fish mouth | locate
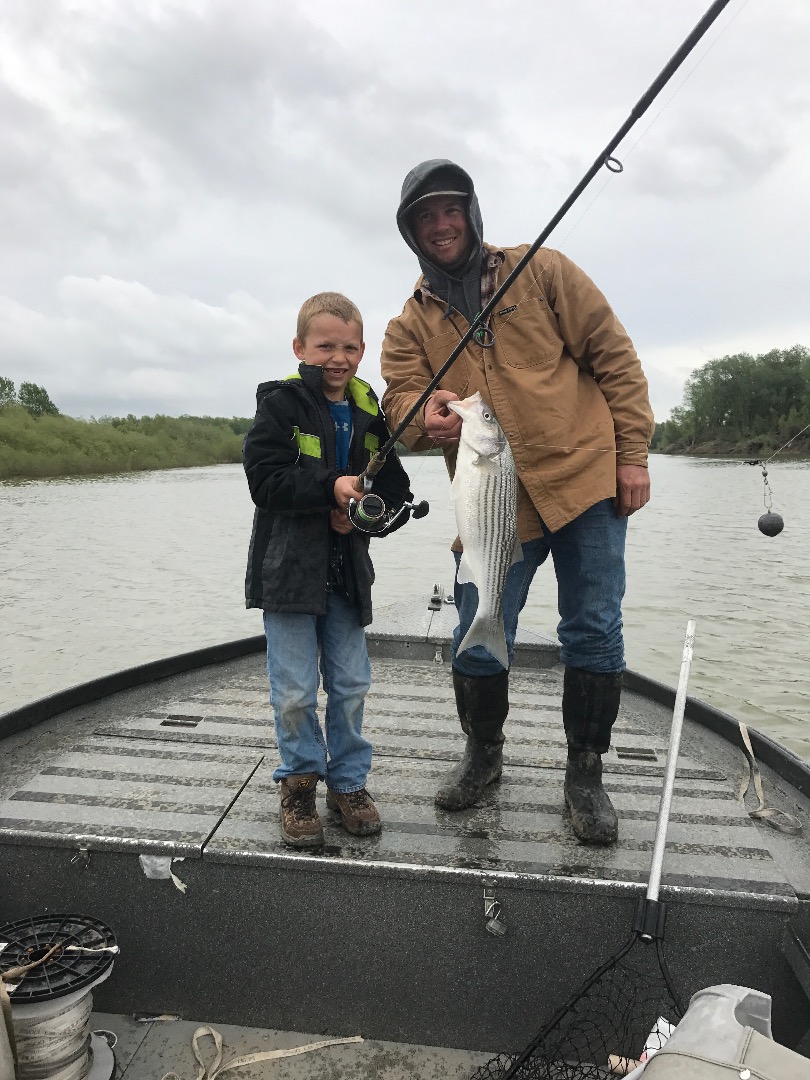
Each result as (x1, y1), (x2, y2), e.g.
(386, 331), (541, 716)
(446, 392), (481, 418)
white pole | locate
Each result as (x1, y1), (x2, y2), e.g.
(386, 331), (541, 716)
(646, 620), (697, 903)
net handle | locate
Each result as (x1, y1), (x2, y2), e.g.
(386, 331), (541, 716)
(646, 620), (697, 902)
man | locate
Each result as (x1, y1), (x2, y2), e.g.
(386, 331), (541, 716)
(380, 159), (653, 844)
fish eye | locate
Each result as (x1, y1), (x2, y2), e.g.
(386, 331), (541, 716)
(482, 409), (493, 421)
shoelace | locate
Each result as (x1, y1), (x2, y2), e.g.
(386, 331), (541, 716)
(282, 787), (318, 822)
(345, 789), (373, 810)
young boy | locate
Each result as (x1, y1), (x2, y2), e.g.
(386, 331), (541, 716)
(244, 292), (411, 849)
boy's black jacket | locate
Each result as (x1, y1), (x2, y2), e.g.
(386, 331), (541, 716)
(244, 363), (412, 626)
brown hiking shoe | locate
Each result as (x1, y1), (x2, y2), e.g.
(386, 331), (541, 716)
(326, 788), (381, 837)
(279, 774), (323, 848)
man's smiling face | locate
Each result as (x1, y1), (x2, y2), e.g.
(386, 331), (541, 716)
(412, 194), (471, 273)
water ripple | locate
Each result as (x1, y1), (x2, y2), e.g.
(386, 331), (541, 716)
(2, 457), (809, 760)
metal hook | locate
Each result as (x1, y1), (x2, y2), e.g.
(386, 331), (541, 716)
(70, 847), (90, 870)
(473, 324), (495, 348)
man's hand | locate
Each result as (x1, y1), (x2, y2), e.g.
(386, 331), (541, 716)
(329, 507), (354, 534)
(333, 474), (363, 509)
(614, 464), (651, 517)
(424, 390), (462, 444)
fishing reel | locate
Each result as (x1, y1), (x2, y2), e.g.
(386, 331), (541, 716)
(348, 491), (429, 534)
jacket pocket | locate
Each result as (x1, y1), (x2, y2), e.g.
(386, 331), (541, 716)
(424, 330), (471, 398)
(494, 296), (563, 369)
(261, 514), (290, 574)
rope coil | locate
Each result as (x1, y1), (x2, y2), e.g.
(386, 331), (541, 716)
(1, 917), (118, 1080)
(10, 991), (94, 1080)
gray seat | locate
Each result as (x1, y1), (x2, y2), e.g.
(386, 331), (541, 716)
(637, 984), (810, 1079)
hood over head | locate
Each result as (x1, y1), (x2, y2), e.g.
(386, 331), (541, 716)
(397, 159), (484, 320)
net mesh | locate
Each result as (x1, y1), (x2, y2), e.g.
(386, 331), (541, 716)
(470, 933), (682, 1080)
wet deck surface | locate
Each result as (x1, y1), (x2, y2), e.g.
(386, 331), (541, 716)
(0, 648), (801, 904)
(4, 613), (810, 1062)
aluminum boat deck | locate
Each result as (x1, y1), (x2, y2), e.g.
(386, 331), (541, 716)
(2, 600), (809, 1053)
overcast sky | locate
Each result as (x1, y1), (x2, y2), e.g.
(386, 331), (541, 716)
(1, 0), (808, 424)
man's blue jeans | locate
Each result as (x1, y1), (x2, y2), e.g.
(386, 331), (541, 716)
(452, 499), (627, 677)
(263, 593), (372, 793)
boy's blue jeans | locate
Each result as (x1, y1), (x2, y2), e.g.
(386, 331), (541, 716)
(263, 593), (372, 792)
(452, 498), (627, 677)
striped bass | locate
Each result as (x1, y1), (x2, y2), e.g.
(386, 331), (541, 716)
(447, 392), (522, 669)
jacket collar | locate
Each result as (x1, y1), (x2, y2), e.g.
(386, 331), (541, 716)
(413, 244), (504, 305)
(285, 364), (379, 416)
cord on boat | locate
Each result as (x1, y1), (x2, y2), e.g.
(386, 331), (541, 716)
(160, 1026), (363, 1080)
(1, 914), (118, 1080)
(737, 721), (802, 835)
(10, 991), (94, 1080)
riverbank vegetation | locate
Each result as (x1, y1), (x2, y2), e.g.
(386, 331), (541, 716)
(0, 396), (249, 480)
(652, 345), (810, 457)
(0, 378), (418, 480)
(4, 345), (808, 480)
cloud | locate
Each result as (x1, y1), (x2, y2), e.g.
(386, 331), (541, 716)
(0, 0), (808, 422)
(0, 277), (294, 417)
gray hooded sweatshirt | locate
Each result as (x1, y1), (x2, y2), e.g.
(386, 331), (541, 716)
(396, 159), (485, 325)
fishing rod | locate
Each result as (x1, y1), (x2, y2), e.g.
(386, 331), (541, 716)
(360, 0), (735, 496)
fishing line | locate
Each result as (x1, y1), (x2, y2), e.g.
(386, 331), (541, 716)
(490, 0), (750, 323)
(518, 444), (630, 454)
(550, 0), (752, 251)
(740, 420), (810, 536)
(363, 0), (737, 484)
(383, 0), (752, 461)
(760, 421), (810, 466)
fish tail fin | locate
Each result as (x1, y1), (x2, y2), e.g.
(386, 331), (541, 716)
(456, 615), (510, 671)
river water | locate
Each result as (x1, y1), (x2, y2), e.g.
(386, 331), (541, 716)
(2, 456), (808, 758)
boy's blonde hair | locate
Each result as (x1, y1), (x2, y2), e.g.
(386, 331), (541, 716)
(296, 292), (363, 342)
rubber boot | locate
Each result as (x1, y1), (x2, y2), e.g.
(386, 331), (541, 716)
(562, 667), (622, 844)
(435, 669), (509, 811)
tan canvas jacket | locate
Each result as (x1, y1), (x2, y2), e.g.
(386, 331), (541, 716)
(380, 244), (654, 536)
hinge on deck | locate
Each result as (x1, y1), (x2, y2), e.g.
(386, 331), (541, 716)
(483, 878), (507, 936)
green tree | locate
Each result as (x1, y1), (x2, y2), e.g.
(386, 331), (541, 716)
(0, 376), (15, 408)
(655, 345), (810, 455)
(18, 382), (60, 417)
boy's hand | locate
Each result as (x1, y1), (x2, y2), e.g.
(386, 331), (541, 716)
(330, 508), (354, 534)
(333, 474), (363, 510)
